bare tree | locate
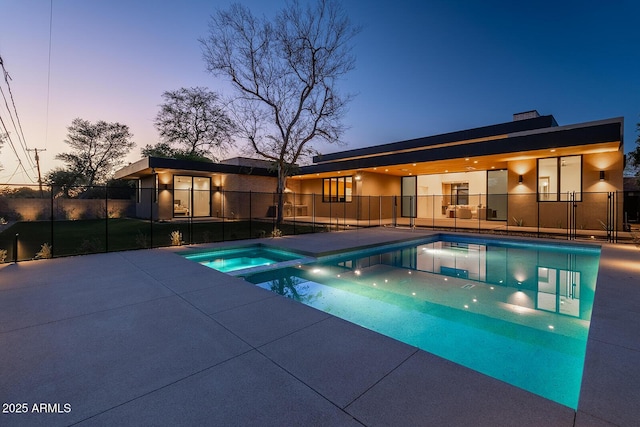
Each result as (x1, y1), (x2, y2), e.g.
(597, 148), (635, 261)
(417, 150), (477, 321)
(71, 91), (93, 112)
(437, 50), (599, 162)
(52, 118), (134, 188)
(201, 0), (359, 224)
(152, 87), (234, 162)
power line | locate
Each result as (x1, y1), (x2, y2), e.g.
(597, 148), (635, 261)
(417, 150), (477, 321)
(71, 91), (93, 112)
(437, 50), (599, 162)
(0, 55), (36, 182)
(0, 74), (34, 170)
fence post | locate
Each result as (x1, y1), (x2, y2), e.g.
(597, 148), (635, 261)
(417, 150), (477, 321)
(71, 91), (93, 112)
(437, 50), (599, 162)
(50, 185), (54, 258)
(105, 184), (109, 252)
(221, 189), (225, 242)
(312, 193), (316, 232)
(149, 186), (154, 248)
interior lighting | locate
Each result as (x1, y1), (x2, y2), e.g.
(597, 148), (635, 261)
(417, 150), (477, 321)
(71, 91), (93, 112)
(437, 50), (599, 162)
(548, 325), (555, 330)
(412, 292), (416, 296)
(472, 298), (477, 303)
(518, 175), (523, 184)
(464, 304), (469, 309)
(337, 274), (341, 277)
(354, 269), (361, 276)
(490, 286), (494, 290)
(599, 170), (605, 181)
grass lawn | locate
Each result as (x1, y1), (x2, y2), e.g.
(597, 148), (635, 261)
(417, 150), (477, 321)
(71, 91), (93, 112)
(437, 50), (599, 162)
(0, 218), (320, 261)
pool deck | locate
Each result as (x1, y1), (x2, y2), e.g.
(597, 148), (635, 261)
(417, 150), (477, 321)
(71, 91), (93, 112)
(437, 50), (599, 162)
(1, 228), (638, 426)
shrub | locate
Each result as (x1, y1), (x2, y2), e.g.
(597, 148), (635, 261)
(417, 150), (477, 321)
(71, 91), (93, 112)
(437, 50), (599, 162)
(170, 230), (183, 246)
(77, 238), (103, 254)
(34, 243), (52, 259)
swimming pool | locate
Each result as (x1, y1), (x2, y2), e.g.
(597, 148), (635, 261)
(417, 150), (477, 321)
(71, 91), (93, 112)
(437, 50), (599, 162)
(240, 235), (600, 409)
(183, 245), (309, 274)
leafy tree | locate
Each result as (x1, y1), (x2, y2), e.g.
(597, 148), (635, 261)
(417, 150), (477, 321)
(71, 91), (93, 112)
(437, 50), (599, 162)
(201, 0), (359, 224)
(51, 118), (135, 188)
(628, 120), (640, 176)
(140, 142), (213, 163)
(46, 168), (83, 198)
(150, 87), (234, 162)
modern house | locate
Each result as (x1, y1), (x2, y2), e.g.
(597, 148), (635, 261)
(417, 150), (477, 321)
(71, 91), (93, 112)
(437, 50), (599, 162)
(114, 157), (281, 220)
(115, 111), (625, 231)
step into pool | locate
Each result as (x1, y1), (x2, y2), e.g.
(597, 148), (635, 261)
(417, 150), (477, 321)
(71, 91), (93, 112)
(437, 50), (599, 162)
(183, 245), (310, 275)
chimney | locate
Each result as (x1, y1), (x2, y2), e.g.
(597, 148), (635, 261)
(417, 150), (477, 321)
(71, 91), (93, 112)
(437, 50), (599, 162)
(513, 110), (540, 121)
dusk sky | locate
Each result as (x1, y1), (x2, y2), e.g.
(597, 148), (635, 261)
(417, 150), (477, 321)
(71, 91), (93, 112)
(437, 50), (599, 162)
(1, 0), (638, 184)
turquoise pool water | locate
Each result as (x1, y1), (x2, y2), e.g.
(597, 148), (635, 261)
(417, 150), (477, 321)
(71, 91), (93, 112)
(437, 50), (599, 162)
(241, 236), (601, 409)
(184, 246), (305, 274)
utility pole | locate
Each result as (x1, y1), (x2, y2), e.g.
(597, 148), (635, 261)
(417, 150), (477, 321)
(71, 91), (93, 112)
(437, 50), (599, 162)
(27, 148), (46, 197)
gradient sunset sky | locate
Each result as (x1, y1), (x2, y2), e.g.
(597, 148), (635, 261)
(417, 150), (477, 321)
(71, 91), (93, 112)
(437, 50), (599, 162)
(1, 0), (638, 184)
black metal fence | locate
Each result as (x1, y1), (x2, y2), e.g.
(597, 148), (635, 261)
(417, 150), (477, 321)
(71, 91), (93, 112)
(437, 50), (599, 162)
(1, 184), (639, 262)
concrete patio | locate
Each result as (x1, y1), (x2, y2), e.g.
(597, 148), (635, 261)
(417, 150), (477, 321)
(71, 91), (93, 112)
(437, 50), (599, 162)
(0, 228), (638, 426)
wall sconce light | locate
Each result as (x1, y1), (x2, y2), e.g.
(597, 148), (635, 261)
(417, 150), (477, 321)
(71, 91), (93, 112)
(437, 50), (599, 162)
(355, 174), (362, 181)
(216, 186), (222, 192)
(163, 184), (168, 190)
(599, 170), (605, 181)
(518, 175), (523, 184)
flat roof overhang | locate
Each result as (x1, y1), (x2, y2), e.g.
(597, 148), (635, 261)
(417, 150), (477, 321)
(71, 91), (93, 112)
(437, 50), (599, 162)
(294, 118), (623, 179)
(312, 114), (559, 164)
(114, 157), (277, 180)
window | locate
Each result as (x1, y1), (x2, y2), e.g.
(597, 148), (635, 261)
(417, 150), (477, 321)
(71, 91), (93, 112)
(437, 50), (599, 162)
(322, 176), (352, 202)
(173, 176), (211, 217)
(452, 183), (469, 205)
(401, 176), (416, 217)
(537, 156), (581, 202)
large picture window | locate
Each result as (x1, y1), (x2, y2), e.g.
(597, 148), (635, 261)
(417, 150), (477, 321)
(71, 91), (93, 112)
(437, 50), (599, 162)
(537, 156), (581, 202)
(173, 176), (211, 217)
(322, 176), (353, 202)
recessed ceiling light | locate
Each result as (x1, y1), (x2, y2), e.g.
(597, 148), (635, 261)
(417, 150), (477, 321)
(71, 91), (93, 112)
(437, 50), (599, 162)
(412, 163), (416, 166)
(385, 169), (388, 172)
(473, 160), (478, 164)
(465, 157), (470, 161)
(550, 149), (556, 152)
